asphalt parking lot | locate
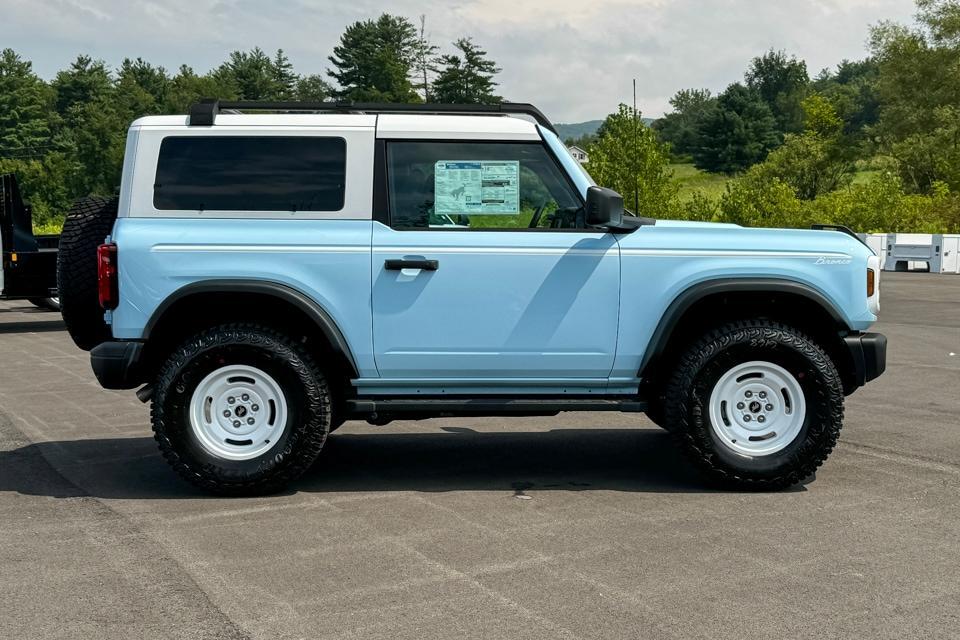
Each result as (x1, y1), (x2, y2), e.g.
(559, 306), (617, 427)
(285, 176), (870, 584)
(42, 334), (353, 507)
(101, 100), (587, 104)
(1, 272), (958, 640)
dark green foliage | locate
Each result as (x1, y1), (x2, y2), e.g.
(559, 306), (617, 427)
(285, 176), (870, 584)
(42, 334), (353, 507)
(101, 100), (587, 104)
(745, 50), (809, 135)
(431, 38), (501, 104)
(812, 59), (881, 139)
(165, 65), (237, 114)
(1, 15), (503, 231)
(52, 55), (112, 119)
(327, 14), (419, 102)
(118, 58), (170, 106)
(869, 0), (960, 192)
(652, 88), (715, 158)
(0, 49), (54, 156)
(272, 50), (297, 100)
(295, 75), (333, 101)
(692, 84), (780, 174)
(214, 47), (292, 100)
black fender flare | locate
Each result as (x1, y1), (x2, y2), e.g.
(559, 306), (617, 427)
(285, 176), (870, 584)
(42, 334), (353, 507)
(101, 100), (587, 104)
(638, 277), (850, 377)
(144, 279), (359, 377)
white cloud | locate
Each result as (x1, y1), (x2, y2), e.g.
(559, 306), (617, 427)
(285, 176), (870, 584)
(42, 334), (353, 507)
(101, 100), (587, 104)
(0, 0), (917, 121)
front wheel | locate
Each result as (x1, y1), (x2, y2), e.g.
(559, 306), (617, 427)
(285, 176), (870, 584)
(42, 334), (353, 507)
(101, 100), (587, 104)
(663, 320), (844, 490)
(152, 324), (331, 495)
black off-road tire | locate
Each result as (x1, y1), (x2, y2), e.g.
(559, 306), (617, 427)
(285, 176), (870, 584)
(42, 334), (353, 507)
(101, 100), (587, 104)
(57, 196), (119, 350)
(663, 320), (844, 490)
(152, 323), (332, 495)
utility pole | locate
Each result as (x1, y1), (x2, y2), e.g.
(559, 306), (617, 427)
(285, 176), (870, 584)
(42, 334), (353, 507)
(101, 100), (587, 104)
(633, 78), (640, 214)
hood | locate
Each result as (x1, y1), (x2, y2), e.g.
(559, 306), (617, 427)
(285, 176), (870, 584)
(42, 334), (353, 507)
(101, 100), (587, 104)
(622, 220), (875, 260)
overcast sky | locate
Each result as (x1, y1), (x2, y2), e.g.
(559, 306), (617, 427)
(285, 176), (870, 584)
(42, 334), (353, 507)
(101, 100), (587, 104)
(1, 0), (918, 122)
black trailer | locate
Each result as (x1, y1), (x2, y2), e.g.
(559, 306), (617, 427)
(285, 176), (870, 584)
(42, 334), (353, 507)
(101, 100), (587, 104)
(0, 174), (60, 310)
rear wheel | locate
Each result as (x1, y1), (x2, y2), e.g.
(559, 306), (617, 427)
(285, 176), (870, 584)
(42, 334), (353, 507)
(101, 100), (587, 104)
(57, 196), (119, 350)
(152, 323), (331, 495)
(663, 320), (844, 490)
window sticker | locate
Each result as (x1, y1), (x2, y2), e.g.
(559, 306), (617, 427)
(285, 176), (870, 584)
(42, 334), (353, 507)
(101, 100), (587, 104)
(434, 160), (520, 215)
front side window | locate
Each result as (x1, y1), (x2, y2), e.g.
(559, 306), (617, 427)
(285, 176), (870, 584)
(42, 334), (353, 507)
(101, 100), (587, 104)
(154, 136), (346, 212)
(386, 141), (583, 230)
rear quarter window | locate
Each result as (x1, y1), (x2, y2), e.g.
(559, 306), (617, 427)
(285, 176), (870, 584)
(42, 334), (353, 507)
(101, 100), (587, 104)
(153, 136), (346, 212)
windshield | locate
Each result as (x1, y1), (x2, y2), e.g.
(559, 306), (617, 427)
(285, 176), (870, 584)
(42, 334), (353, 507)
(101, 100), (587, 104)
(538, 127), (596, 196)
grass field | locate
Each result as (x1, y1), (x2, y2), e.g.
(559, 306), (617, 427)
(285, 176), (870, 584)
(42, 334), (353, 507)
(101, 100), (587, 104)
(670, 163), (881, 203)
(670, 163), (732, 202)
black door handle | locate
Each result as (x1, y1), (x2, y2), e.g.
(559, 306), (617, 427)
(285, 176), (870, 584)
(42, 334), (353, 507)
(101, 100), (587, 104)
(384, 258), (439, 271)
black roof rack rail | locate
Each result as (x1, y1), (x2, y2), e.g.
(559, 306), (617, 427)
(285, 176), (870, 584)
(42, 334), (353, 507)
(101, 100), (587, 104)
(188, 98), (558, 134)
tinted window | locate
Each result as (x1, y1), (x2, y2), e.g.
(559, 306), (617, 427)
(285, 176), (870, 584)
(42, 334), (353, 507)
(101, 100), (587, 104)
(386, 141), (583, 230)
(154, 136), (346, 212)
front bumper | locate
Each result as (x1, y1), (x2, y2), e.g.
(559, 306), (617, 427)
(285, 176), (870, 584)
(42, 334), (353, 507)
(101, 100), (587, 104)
(90, 341), (145, 389)
(843, 332), (887, 389)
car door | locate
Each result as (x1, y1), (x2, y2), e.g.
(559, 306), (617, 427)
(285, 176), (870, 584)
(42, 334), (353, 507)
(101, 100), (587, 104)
(371, 138), (621, 385)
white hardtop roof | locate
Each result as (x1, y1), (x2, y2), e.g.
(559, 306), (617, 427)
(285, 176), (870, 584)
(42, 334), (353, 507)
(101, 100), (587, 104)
(130, 112), (542, 140)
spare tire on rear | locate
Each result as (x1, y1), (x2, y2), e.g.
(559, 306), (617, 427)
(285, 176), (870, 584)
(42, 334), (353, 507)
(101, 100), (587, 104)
(57, 196), (119, 351)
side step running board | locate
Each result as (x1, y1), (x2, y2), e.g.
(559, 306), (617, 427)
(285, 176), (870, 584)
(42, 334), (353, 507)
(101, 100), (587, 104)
(346, 398), (647, 419)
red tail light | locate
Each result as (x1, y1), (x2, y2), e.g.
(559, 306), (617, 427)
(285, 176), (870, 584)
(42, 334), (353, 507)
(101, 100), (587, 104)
(97, 243), (119, 310)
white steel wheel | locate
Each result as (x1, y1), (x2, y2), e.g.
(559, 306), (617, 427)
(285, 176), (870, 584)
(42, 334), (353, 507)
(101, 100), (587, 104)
(708, 360), (806, 457)
(188, 364), (288, 461)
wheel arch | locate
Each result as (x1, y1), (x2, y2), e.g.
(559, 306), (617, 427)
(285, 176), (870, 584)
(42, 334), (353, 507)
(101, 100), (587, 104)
(142, 279), (359, 382)
(639, 278), (859, 394)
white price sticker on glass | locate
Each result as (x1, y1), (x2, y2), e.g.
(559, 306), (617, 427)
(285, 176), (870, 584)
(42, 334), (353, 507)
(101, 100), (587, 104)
(434, 160), (520, 215)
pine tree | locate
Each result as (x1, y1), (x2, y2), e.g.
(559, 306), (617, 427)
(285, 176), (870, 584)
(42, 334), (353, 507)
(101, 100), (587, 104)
(431, 38), (500, 104)
(214, 48), (276, 100)
(117, 57), (170, 106)
(327, 14), (419, 102)
(693, 84), (781, 174)
(52, 55), (112, 119)
(272, 49), (297, 100)
(0, 49), (54, 156)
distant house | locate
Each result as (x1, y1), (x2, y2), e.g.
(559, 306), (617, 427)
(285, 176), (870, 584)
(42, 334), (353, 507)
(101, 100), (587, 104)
(567, 146), (589, 164)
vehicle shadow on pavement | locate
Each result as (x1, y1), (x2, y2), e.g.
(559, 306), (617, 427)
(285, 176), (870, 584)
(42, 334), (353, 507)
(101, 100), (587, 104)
(0, 427), (758, 499)
(0, 318), (65, 334)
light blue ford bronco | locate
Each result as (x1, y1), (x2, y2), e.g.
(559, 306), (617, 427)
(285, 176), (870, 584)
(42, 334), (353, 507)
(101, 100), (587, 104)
(57, 100), (886, 494)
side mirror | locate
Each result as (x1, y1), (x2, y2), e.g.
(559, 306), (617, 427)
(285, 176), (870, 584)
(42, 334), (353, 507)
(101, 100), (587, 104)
(585, 186), (623, 228)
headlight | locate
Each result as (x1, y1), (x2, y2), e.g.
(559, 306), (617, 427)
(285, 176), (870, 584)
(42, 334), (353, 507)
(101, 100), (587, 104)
(867, 255), (881, 316)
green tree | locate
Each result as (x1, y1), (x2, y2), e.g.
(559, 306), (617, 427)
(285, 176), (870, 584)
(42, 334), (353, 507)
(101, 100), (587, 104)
(214, 48), (281, 100)
(718, 171), (806, 229)
(165, 65), (238, 113)
(586, 104), (678, 217)
(296, 74), (333, 101)
(747, 94), (854, 200)
(118, 58), (169, 106)
(745, 50), (809, 135)
(651, 88), (715, 158)
(870, 0), (960, 192)
(0, 49), (54, 156)
(272, 49), (297, 100)
(52, 55), (112, 119)
(328, 14), (419, 102)
(692, 84), (780, 174)
(431, 38), (501, 104)
(811, 58), (881, 138)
